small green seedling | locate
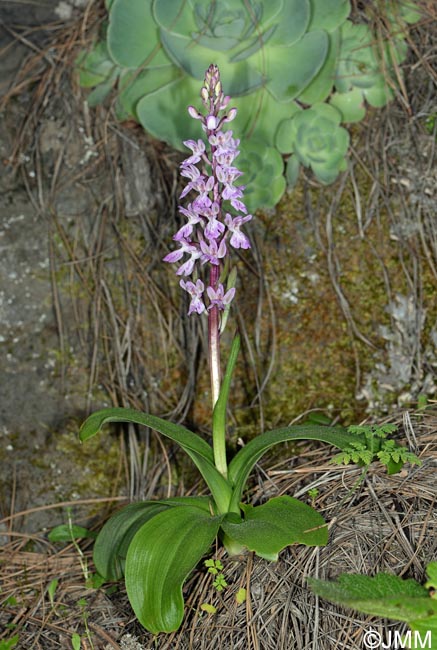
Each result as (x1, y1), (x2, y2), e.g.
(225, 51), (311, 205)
(307, 488), (319, 506)
(205, 558), (228, 592)
(331, 424), (421, 474)
(47, 579), (58, 609)
(236, 588), (247, 605)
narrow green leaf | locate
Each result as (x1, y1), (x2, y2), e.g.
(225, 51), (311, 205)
(221, 496), (328, 561)
(79, 407), (232, 513)
(47, 579), (58, 607)
(79, 407), (212, 460)
(125, 506), (223, 633)
(228, 424), (360, 512)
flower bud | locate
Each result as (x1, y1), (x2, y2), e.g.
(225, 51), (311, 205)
(200, 87), (208, 104)
(188, 105), (203, 120)
(224, 108), (237, 122)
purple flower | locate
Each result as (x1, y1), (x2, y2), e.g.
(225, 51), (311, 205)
(203, 202), (225, 241)
(183, 139), (206, 165)
(180, 279), (206, 315)
(176, 248), (202, 276)
(207, 284), (236, 311)
(200, 237), (227, 265)
(225, 214), (252, 249)
(163, 238), (197, 264)
(174, 204), (203, 241)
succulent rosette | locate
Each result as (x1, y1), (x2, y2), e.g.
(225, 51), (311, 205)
(276, 104), (350, 186)
(329, 20), (409, 122)
(76, 0), (420, 207)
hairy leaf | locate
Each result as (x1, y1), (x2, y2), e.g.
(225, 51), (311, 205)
(308, 572), (437, 622)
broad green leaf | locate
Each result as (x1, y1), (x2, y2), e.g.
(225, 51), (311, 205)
(228, 424), (360, 512)
(0, 636), (19, 650)
(232, 90), (301, 146)
(93, 497), (212, 581)
(308, 0), (351, 32)
(221, 496), (328, 560)
(308, 572), (437, 622)
(71, 633), (81, 650)
(267, 0), (310, 47)
(159, 30), (265, 95)
(108, 0), (165, 68)
(79, 407), (232, 514)
(153, 0), (284, 42)
(118, 65), (181, 118)
(364, 82), (395, 108)
(86, 75), (118, 108)
(48, 524), (96, 542)
(125, 506), (223, 633)
(266, 31), (329, 103)
(93, 502), (170, 581)
(237, 138), (285, 211)
(299, 29), (340, 104)
(137, 76), (202, 151)
(425, 563), (437, 592)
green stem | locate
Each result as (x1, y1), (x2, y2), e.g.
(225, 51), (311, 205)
(209, 265), (228, 479)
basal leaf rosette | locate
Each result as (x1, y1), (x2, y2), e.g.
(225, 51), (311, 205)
(276, 104), (350, 186)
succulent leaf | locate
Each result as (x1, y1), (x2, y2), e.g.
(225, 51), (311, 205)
(299, 29), (340, 104)
(76, 41), (117, 88)
(137, 76), (203, 150)
(237, 139), (285, 211)
(108, 0), (165, 68)
(77, 0), (417, 209)
(330, 87), (366, 122)
(307, 0), (351, 32)
(276, 104), (349, 185)
(118, 66), (182, 119)
(265, 30), (329, 102)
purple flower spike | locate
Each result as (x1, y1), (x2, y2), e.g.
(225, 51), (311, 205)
(164, 64), (252, 316)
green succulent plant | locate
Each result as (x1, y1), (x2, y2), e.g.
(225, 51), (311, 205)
(76, 0), (420, 209)
(276, 104), (350, 186)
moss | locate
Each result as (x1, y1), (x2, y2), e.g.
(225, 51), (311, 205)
(231, 161), (437, 431)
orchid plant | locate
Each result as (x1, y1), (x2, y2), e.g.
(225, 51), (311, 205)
(79, 65), (416, 635)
